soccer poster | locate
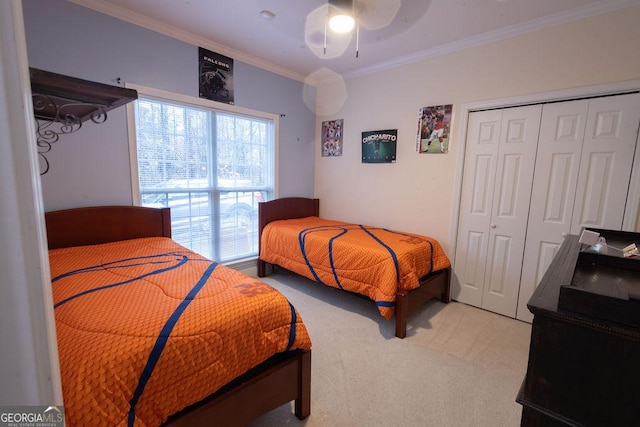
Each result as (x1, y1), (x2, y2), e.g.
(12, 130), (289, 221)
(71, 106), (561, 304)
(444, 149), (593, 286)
(362, 129), (397, 163)
(199, 47), (234, 104)
(417, 104), (452, 153)
(321, 119), (343, 157)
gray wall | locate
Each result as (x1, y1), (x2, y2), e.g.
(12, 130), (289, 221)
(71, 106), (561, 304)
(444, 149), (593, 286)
(22, 0), (315, 212)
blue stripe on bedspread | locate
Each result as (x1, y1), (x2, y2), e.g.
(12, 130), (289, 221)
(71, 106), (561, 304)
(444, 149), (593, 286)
(298, 225), (351, 289)
(52, 253), (207, 308)
(358, 225), (400, 282)
(51, 252), (189, 282)
(287, 302), (297, 351)
(297, 223), (402, 296)
(295, 223), (438, 308)
(382, 228), (435, 274)
(127, 261), (218, 426)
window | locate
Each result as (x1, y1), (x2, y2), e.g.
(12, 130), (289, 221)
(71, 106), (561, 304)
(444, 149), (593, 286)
(128, 86), (276, 263)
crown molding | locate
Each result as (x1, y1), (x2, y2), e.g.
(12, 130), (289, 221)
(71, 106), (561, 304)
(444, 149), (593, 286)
(68, 0), (307, 82)
(69, 0), (640, 82)
(343, 0), (640, 79)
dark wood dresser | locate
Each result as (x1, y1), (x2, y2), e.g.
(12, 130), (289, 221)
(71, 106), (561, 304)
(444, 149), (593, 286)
(517, 233), (640, 426)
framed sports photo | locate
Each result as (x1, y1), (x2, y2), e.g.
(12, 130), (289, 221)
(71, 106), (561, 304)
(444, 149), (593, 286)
(321, 119), (343, 157)
(416, 104), (452, 154)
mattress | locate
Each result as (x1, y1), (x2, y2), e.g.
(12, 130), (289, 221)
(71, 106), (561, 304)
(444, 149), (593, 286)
(49, 237), (312, 426)
(260, 216), (451, 319)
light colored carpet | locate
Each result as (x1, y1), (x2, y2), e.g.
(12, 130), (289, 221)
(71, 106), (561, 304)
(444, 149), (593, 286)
(247, 269), (532, 427)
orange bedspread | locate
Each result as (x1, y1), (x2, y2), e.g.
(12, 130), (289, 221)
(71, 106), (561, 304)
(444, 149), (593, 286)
(49, 237), (311, 427)
(260, 216), (450, 319)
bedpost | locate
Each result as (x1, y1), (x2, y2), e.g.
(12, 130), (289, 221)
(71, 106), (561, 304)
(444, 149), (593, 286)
(258, 260), (267, 277)
(294, 349), (312, 420)
(395, 268), (451, 338)
(161, 207), (171, 238)
(441, 267), (452, 303)
(395, 292), (409, 339)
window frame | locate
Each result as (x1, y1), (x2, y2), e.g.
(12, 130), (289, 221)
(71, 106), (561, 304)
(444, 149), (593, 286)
(125, 83), (279, 262)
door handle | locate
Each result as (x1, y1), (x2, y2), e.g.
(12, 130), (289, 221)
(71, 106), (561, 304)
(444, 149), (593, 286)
(490, 224), (497, 229)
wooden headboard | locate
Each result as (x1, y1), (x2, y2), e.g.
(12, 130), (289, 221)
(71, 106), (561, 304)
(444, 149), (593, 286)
(257, 198), (319, 256)
(258, 198), (320, 232)
(45, 205), (171, 250)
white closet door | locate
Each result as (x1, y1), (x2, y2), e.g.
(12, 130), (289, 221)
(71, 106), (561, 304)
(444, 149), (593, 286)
(623, 127), (640, 230)
(570, 93), (640, 234)
(454, 106), (541, 316)
(453, 109), (501, 307)
(517, 93), (640, 322)
(481, 105), (541, 317)
(516, 99), (589, 322)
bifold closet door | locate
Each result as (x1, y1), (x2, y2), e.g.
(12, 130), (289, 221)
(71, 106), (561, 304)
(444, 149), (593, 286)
(516, 93), (640, 322)
(516, 99), (589, 322)
(454, 105), (541, 317)
(453, 109), (500, 308)
(570, 93), (640, 234)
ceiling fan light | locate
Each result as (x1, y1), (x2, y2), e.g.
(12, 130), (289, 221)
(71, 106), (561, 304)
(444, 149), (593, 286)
(329, 14), (355, 33)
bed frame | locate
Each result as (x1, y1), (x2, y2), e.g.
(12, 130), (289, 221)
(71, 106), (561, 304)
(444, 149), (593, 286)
(45, 205), (311, 426)
(257, 197), (451, 339)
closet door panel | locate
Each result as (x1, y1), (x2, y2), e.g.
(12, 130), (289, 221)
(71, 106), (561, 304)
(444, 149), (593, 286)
(516, 99), (588, 322)
(623, 129), (640, 230)
(482, 105), (541, 317)
(570, 93), (640, 234)
(456, 231), (487, 302)
(453, 110), (501, 307)
(544, 153), (579, 222)
(485, 234), (511, 296)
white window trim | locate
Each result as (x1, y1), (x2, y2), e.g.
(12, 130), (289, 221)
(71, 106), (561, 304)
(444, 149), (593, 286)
(125, 83), (280, 206)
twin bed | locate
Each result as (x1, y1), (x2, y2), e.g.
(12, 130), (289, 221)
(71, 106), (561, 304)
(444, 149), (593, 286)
(45, 198), (450, 425)
(257, 197), (451, 339)
(45, 205), (311, 427)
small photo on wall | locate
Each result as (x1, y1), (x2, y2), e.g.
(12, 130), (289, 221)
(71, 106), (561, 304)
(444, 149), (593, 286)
(321, 119), (343, 157)
(417, 104), (453, 154)
(362, 129), (397, 163)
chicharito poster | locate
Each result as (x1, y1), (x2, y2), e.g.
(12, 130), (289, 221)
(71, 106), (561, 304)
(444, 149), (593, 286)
(199, 47), (234, 104)
(362, 129), (397, 163)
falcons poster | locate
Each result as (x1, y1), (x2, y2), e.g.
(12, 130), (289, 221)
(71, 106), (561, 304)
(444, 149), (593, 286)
(199, 47), (234, 104)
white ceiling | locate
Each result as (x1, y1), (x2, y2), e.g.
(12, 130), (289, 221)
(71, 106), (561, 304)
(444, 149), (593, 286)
(71, 0), (640, 81)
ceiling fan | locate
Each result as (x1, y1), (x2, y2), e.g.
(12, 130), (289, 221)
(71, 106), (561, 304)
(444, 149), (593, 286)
(327, 0), (357, 34)
(326, 0), (359, 57)
(306, 0), (424, 60)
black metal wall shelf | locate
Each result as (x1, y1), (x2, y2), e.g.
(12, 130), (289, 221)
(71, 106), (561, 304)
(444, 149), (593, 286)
(29, 68), (138, 174)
